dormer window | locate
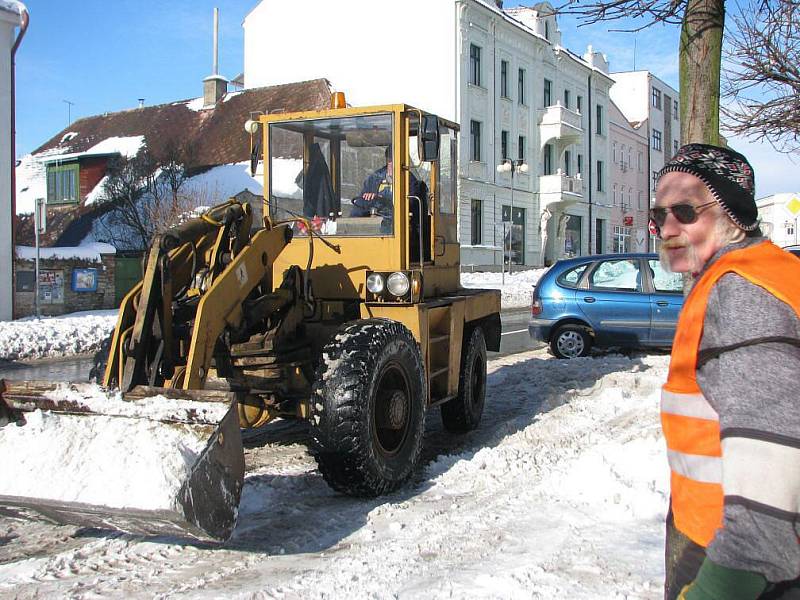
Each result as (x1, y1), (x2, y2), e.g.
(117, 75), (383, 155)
(46, 162), (80, 205)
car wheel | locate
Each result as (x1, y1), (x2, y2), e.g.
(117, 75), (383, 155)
(441, 326), (487, 433)
(310, 319), (426, 497)
(550, 325), (592, 359)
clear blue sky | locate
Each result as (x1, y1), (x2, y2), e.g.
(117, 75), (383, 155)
(14, 0), (797, 196)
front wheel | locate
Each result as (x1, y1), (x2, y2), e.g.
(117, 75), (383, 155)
(550, 324), (592, 359)
(441, 326), (487, 433)
(310, 319), (426, 497)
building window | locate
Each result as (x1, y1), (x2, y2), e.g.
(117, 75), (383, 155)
(46, 162), (80, 205)
(544, 20), (550, 41)
(470, 120), (482, 162)
(563, 89), (570, 109)
(471, 199), (482, 245)
(577, 154), (583, 176)
(638, 151), (643, 173)
(673, 139), (679, 156)
(501, 130), (509, 160)
(469, 44), (482, 86)
(543, 143), (553, 175)
(595, 104), (603, 135)
(652, 170), (659, 191)
(673, 99), (679, 118)
(638, 190), (643, 210)
(613, 226), (632, 253)
(786, 221), (795, 237)
(596, 160), (604, 191)
(612, 183), (617, 206)
(612, 142), (617, 163)
(544, 78), (552, 107)
(652, 86), (662, 109)
(518, 135), (526, 162)
(577, 95), (583, 114)
(500, 60), (509, 98)
(518, 68), (526, 104)
(652, 129), (662, 151)
(564, 149), (572, 176)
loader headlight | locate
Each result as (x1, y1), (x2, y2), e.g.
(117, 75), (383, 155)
(366, 273), (385, 294)
(386, 272), (410, 297)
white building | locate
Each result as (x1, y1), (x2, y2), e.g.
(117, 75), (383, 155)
(756, 193), (800, 248)
(608, 100), (649, 253)
(1, 1), (26, 322)
(610, 70), (680, 208)
(243, 0), (613, 267)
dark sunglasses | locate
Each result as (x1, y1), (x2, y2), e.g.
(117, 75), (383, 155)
(649, 200), (717, 228)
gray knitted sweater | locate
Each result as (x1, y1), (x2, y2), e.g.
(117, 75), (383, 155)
(695, 238), (800, 583)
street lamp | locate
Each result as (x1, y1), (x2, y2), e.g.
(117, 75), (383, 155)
(496, 158), (529, 276)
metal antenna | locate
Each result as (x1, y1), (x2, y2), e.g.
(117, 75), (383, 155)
(63, 99), (74, 126)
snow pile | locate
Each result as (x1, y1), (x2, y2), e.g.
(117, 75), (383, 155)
(15, 242), (116, 263)
(0, 310), (118, 360)
(182, 162), (263, 200)
(45, 382), (231, 424)
(461, 267), (548, 309)
(0, 409), (210, 510)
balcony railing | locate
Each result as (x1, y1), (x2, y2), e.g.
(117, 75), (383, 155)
(538, 104), (582, 130)
(539, 171), (583, 196)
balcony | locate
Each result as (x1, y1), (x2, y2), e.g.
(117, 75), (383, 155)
(539, 171), (583, 212)
(538, 104), (583, 148)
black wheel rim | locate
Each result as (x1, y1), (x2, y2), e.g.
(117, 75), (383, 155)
(372, 361), (412, 455)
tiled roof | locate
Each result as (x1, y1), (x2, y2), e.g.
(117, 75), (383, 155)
(33, 78), (333, 169)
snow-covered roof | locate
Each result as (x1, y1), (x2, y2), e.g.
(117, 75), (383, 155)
(15, 242), (117, 263)
(40, 135), (145, 164)
(0, 0), (25, 19)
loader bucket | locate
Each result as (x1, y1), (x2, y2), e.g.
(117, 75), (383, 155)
(0, 380), (245, 541)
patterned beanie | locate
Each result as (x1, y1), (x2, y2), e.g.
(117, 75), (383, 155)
(657, 143), (758, 231)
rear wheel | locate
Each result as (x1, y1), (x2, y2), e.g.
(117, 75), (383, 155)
(310, 319), (426, 497)
(441, 326), (487, 433)
(550, 324), (592, 359)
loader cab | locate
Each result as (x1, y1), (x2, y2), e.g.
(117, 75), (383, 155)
(258, 105), (460, 296)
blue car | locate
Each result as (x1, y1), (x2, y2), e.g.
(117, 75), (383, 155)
(528, 253), (685, 358)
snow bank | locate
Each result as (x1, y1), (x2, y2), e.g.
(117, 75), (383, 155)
(461, 267), (548, 309)
(0, 310), (118, 360)
(15, 242), (116, 263)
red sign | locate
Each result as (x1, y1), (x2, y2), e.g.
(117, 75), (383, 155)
(623, 216), (634, 226)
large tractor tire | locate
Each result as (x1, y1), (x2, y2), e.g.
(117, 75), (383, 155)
(441, 325), (487, 433)
(310, 319), (426, 497)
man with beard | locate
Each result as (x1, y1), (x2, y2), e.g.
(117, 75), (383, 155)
(653, 144), (800, 600)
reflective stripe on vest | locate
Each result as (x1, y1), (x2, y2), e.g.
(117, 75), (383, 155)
(661, 241), (800, 548)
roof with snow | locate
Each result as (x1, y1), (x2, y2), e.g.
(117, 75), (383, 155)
(33, 78), (333, 169)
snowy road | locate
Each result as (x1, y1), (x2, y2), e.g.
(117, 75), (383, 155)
(0, 349), (670, 599)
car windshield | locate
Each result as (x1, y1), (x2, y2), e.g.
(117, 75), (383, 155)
(268, 113), (394, 237)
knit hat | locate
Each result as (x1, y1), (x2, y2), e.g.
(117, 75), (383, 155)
(657, 143), (758, 231)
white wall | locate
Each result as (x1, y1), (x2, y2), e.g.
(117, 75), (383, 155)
(0, 6), (23, 322)
(243, 0), (458, 122)
(757, 193), (800, 248)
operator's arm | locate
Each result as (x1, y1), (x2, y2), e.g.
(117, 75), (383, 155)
(692, 273), (800, 597)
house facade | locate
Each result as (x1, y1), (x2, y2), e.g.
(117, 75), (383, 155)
(243, 0), (613, 267)
(756, 193), (800, 248)
(609, 70), (681, 206)
(1, 0), (25, 321)
(608, 100), (650, 253)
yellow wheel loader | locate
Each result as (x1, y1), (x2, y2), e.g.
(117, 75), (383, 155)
(0, 101), (501, 541)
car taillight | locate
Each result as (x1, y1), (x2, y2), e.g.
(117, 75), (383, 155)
(531, 299), (543, 316)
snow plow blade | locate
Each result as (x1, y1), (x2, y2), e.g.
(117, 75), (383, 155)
(0, 380), (245, 541)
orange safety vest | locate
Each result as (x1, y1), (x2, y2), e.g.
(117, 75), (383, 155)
(661, 241), (800, 547)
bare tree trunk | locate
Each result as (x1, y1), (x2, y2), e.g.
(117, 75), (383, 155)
(680, 0), (725, 144)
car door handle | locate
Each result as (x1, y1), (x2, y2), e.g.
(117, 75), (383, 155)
(656, 301), (668, 306)
(583, 296), (596, 303)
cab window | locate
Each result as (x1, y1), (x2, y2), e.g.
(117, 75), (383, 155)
(649, 260), (683, 293)
(269, 113), (394, 237)
(557, 264), (588, 288)
(589, 259), (641, 291)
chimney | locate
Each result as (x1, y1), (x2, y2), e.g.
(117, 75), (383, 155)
(203, 8), (228, 107)
(138, 98), (145, 108)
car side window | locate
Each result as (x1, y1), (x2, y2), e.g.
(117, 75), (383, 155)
(557, 264), (588, 288)
(649, 260), (683, 293)
(589, 259), (641, 291)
